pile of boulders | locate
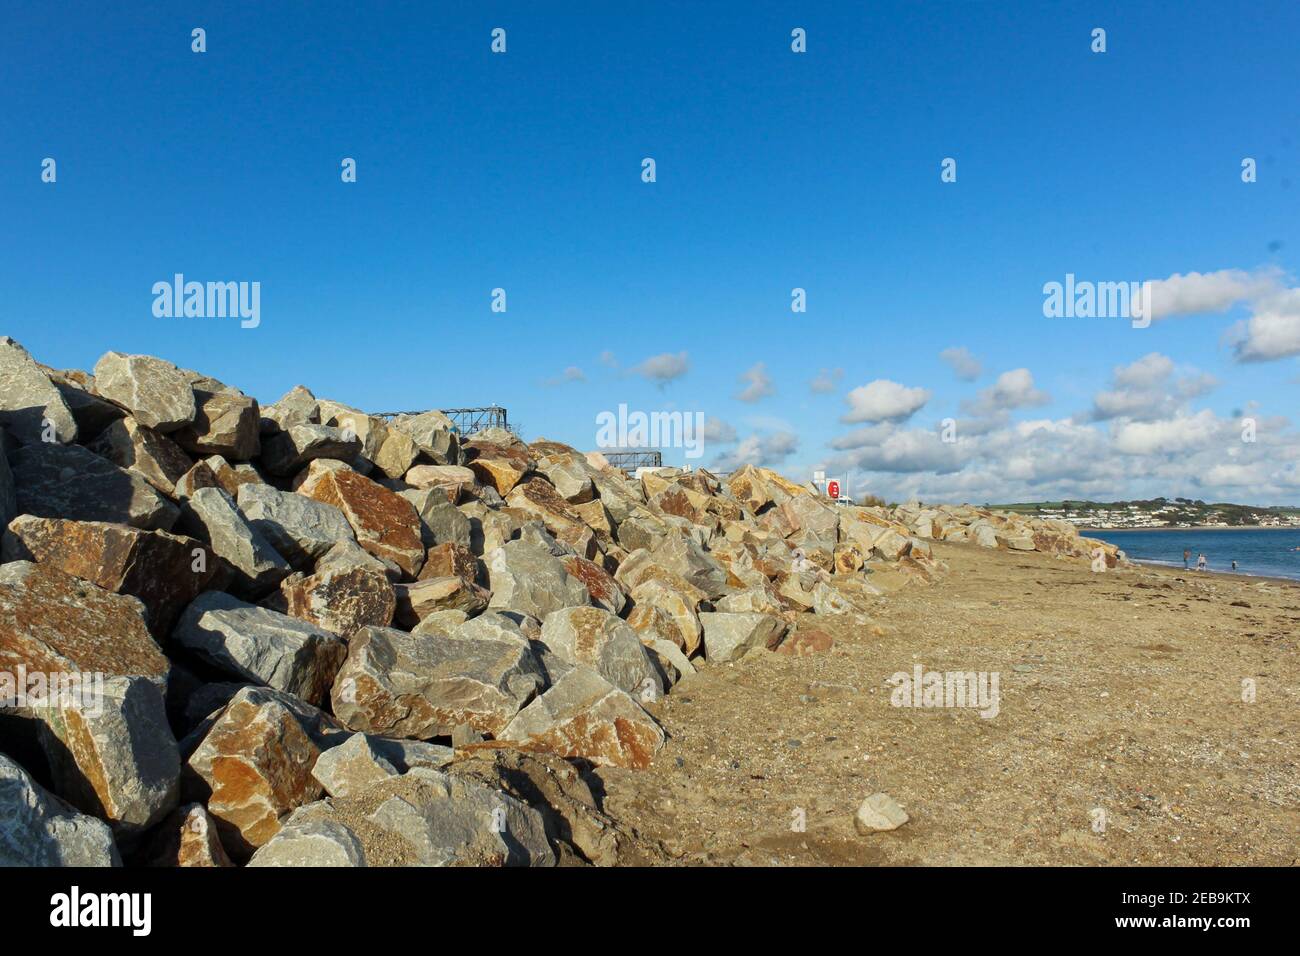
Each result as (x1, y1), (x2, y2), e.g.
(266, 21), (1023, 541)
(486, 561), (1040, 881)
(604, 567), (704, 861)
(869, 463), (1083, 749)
(0, 337), (953, 867)
(882, 499), (1125, 568)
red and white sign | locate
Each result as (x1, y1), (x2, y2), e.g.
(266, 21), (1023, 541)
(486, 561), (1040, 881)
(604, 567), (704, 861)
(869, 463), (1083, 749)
(826, 480), (840, 500)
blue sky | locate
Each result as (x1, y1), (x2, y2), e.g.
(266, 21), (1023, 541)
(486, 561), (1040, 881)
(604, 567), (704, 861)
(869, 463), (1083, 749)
(3, 1), (1299, 503)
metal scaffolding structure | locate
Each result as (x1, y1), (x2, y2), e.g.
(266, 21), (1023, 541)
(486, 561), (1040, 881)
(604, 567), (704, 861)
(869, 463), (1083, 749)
(603, 449), (663, 473)
(370, 406), (519, 437)
(439, 407), (517, 436)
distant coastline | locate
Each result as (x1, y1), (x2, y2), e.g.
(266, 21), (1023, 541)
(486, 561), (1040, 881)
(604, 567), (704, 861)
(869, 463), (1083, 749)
(1080, 525), (1300, 533)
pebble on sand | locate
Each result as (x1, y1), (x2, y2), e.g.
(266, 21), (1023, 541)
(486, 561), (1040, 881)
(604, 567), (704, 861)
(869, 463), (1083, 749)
(854, 792), (910, 833)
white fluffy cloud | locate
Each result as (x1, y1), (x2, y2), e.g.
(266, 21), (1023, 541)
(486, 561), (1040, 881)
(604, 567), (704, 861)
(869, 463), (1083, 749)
(1145, 268), (1278, 321)
(1145, 267), (1300, 362)
(1226, 287), (1300, 362)
(842, 379), (931, 423)
(821, 400), (1300, 506)
(962, 368), (1050, 416)
(1084, 352), (1217, 422)
(1112, 409), (1223, 455)
(712, 430), (799, 471)
(819, 354), (1294, 504)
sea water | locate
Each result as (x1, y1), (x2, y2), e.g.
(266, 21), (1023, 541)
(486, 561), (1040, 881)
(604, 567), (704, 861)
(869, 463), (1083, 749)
(1080, 527), (1300, 581)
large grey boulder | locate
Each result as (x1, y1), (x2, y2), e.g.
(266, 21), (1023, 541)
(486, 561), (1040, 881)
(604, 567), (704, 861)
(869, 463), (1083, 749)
(780, 493), (840, 548)
(260, 385), (320, 432)
(539, 606), (664, 697)
(389, 411), (460, 465)
(651, 534), (729, 599)
(33, 675), (180, 837)
(0, 753), (120, 866)
(499, 666), (664, 770)
(48, 369), (123, 438)
(366, 768), (554, 867)
(86, 416), (194, 496)
(0, 336), (77, 443)
(236, 482), (355, 568)
(246, 808), (367, 866)
(92, 351), (196, 432)
(172, 591), (346, 706)
(261, 424), (361, 476)
(180, 487), (291, 597)
(310, 733), (400, 798)
(174, 388), (261, 460)
(699, 611), (789, 662)
(9, 442), (178, 531)
(485, 539), (590, 619)
(453, 611), (532, 647)
(534, 455), (595, 504)
(330, 625), (546, 739)
(613, 507), (675, 553)
(399, 489), (472, 550)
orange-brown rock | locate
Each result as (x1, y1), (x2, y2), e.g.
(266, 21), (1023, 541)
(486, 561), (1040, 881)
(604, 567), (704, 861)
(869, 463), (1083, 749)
(464, 441), (532, 495)
(281, 547), (396, 638)
(176, 454), (264, 499)
(650, 484), (711, 523)
(775, 628), (835, 657)
(394, 576), (491, 628)
(183, 687), (334, 860)
(3, 515), (224, 637)
(571, 499), (615, 548)
(499, 666), (664, 770)
(299, 468), (424, 578)
(628, 579), (702, 655)
(561, 555), (626, 615)
(0, 561), (169, 681)
(145, 803), (235, 867)
(417, 541), (480, 584)
(504, 478), (590, 545)
(834, 543), (865, 574)
(330, 625), (546, 739)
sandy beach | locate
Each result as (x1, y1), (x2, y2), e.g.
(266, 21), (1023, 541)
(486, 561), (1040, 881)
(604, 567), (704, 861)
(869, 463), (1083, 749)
(596, 539), (1300, 865)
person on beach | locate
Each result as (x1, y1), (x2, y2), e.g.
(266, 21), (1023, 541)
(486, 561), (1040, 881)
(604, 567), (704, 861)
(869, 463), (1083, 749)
(1183, 549), (1190, 568)
(1232, 560), (1238, 571)
(1197, 553), (1207, 571)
